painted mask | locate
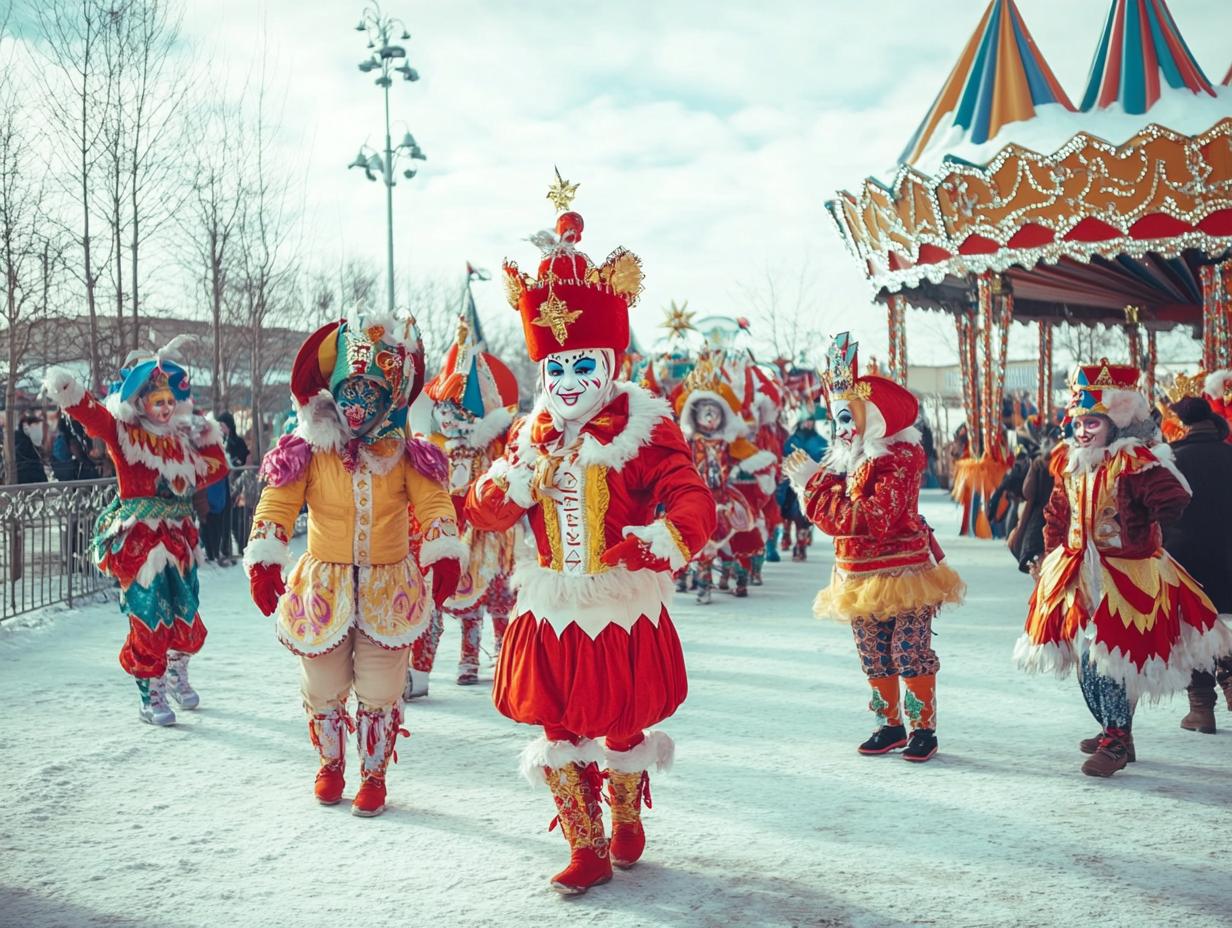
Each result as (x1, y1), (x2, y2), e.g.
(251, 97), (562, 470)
(334, 375), (392, 439)
(542, 348), (614, 423)
(141, 387), (177, 425)
(832, 399), (859, 445)
(691, 398), (727, 437)
(436, 401), (476, 441)
(1072, 414), (1112, 448)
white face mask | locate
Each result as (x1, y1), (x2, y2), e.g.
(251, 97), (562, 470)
(1073, 415), (1112, 448)
(436, 402), (474, 440)
(23, 423), (44, 444)
(541, 348), (615, 424)
(832, 400), (858, 446)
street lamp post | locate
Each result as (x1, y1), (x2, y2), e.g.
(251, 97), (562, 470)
(349, 4), (427, 316)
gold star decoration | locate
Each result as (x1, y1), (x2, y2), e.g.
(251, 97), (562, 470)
(545, 167), (580, 212)
(660, 300), (696, 338)
(532, 294), (583, 345)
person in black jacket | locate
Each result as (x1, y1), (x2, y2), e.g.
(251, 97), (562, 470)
(50, 415), (101, 482)
(1164, 396), (1232, 733)
(14, 416), (48, 483)
(215, 412), (250, 561)
(1007, 425), (1060, 575)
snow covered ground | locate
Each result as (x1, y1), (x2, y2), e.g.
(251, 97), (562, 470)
(1, 490), (1228, 928)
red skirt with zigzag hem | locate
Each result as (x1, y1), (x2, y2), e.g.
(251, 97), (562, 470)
(493, 607), (687, 740)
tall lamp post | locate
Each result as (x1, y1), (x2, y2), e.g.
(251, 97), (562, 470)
(348, 4), (426, 315)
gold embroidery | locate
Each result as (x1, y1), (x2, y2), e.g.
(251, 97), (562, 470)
(586, 465), (611, 573)
(532, 294), (583, 345)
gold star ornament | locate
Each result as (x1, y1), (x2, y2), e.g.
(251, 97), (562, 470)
(546, 167), (580, 212)
(532, 294), (583, 346)
(661, 300), (696, 337)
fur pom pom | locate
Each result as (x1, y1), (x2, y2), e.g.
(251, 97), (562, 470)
(518, 736), (606, 786)
(43, 367), (86, 408)
(603, 730), (675, 774)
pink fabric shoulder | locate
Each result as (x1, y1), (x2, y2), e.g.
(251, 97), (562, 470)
(259, 434), (313, 487)
(406, 436), (448, 484)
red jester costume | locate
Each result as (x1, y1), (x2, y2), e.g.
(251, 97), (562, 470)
(44, 354), (228, 726)
(785, 332), (964, 763)
(1016, 360), (1230, 778)
(415, 316), (521, 687)
(675, 355), (777, 602)
(466, 177), (716, 895)
(245, 313), (463, 816)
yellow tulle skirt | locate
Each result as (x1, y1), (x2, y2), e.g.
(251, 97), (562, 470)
(813, 562), (966, 624)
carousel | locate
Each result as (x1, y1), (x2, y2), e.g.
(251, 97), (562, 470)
(827, 0), (1232, 536)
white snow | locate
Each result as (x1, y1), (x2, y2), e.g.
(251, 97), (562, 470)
(1, 489), (1228, 928)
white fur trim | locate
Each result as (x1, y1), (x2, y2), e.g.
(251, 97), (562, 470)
(102, 394), (220, 487)
(678, 389), (748, 443)
(823, 426), (921, 474)
(604, 730), (675, 774)
(193, 415), (224, 449)
(133, 543), (195, 588)
(43, 367), (85, 407)
(576, 383), (672, 470)
(624, 520), (690, 570)
(734, 449), (776, 475)
(511, 561), (674, 639)
(464, 406), (514, 450)
(293, 390), (348, 453)
(1101, 389), (1151, 429)
(243, 535), (292, 572)
(1014, 617), (1232, 702)
(1203, 370), (1231, 401)
(786, 455), (822, 495)
(1149, 442), (1192, 496)
(518, 736), (606, 786)
(484, 458), (535, 509)
(419, 533), (469, 568)
(1065, 438), (1190, 494)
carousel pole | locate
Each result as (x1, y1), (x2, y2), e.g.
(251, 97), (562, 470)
(886, 299), (899, 385)
(1124, 305), (1142, 370)
(1037, 321), (1052, 425)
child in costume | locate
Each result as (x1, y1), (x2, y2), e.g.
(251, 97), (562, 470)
(676, 355), (777, 602)
(785, 333), (963, 762)
(43, 351), (228, 726)
(245, 313), (464, 816)
(413, 316), (521, 688)
(1016, 361), (1231, 777)
(466, 177), (716, 895)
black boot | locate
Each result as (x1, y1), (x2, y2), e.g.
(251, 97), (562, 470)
(902, 728), (938, 763)
(858, 724), (907, 756)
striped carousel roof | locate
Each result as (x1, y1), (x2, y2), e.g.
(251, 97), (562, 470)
(1079, 0), (1216, 114)
(899, 0), (1073, 166)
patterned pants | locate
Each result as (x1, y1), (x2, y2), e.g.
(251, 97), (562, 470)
(412, 574), (514, 674)
(1077, 651), (1135, 731)
(850, 608), (940, 679)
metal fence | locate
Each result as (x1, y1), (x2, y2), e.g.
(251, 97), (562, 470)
(0, 466), (263, 623)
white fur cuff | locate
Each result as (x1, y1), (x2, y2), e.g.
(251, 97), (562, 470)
(518, 736), (606, 786)
(419, 533), (469, 569)
(243, 536), (293, 572)
(604, 730), (675, 774)
(43, 367), (86, 408)
(624, 520), (690, 570)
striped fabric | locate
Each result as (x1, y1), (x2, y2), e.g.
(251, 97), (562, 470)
(899, 0), (1073, 166)
(1079, 0), (1216, 114)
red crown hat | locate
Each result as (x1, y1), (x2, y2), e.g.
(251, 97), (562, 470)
(289, 315), (426, 412)
(503, 171), (644, 362)
(1065, 359), (1148, 427)
(821, 332), (918, 438)
(425, 316), (519, 417)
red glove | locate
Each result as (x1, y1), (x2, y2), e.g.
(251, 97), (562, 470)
(425, 557), (461, 608)
(249, 562), (286, 616)
(600, 536), (670, 572)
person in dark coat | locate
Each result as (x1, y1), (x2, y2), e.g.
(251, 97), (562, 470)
(50, 415), (101, 481)
(1007, 425), (1061, 575)
(215, 412), (250, 561)
(14, 417), (48, 484)
(1164, 396), (1232, 733)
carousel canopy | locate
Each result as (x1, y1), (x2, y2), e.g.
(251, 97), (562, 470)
(827, 0), (1232, 329)
(900, 0), (1073, 169)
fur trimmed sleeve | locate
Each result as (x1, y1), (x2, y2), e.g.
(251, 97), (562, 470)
(406, 436), (448, 485)
(43, 367), (117, 447)
(630, 419), (717, 562)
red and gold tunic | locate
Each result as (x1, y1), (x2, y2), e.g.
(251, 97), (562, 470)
(467, 382), (716, 738)
(1017, 439), (1230, 698)
(803, 439), (963, 623)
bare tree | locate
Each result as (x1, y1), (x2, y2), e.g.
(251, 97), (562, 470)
(340, 257), (381, 312)
(32, 0), (117, 391)
(738, 261), (825, 365)
(0, 37), (67, 482)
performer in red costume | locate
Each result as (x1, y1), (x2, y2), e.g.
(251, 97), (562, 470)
(44, 348), (228, 725)
(786, 333), (964, 762)
(1016, 360), (1231, 777)
(467, 175), (716, 895)
(412, 316), (521, 688)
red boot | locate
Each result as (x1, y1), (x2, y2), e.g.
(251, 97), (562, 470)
(307, 707), (352, 806)
(352, 704), (409, 817)
(604, 731), (674, 869)
(544, 761), (612, 895)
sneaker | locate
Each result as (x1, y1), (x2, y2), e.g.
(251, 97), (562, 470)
(858, 724), (908, 755)
(137, 677), (176, 727)
(165, 652), (200, 710)
(902, 728), (938, 763)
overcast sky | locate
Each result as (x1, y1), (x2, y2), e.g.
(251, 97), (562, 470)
(164, 1), (1232, 364)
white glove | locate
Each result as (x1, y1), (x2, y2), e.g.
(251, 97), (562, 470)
(783, 449), (822, 494)
(42, 367), (85, 407)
